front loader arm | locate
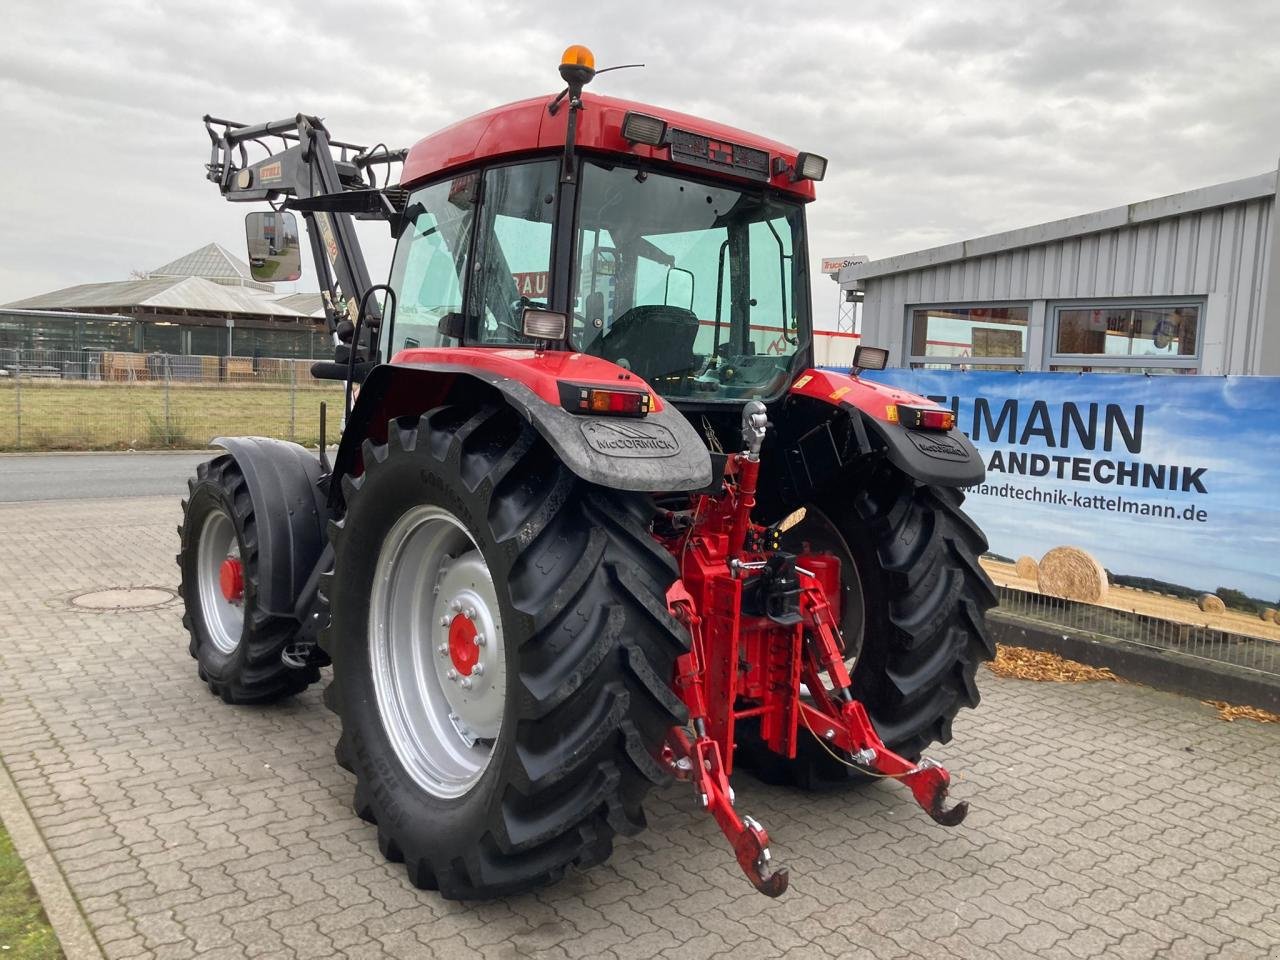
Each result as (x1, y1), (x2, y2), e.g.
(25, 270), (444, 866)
(203, 114), (404, 362)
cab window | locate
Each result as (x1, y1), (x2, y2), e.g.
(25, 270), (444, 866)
(386, 173), (477, 352)
(573, 160), (809, 401)
(467, 160), (559, 345)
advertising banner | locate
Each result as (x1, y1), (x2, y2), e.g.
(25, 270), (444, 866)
(861, 370), (1280, 617)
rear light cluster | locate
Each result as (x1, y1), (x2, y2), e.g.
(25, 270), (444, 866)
(895, 404), (957, 431)
(559, 382), (652, 417)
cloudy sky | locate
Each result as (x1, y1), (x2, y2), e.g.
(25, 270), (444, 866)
(3, 0), (1278, 328)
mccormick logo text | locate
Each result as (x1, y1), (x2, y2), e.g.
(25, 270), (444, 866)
(580, 421), (679, 458)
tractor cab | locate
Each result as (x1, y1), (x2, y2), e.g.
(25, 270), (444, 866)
(383, 47), (824, 407)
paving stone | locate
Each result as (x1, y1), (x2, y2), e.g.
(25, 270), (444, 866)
(2, 495), (1279, 959)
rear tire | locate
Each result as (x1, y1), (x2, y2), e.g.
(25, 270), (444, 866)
(178, 455), (318, 703)
(320, 403), (687, 899)
(739, 465), (996, 789)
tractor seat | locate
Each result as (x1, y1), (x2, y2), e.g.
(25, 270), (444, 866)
(596, 304), (700, 382)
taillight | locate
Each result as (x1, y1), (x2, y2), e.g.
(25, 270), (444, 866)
(895, 404), (956, 431)
(559, 382), (652, 417)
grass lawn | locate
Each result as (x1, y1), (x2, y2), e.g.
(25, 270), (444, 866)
(0, 380), (344, 452)
(0, 821), (62, 959)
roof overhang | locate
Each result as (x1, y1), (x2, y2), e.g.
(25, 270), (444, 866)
(842, 169), (1279, 285)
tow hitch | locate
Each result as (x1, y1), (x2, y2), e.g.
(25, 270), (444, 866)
(660, 402), (969, 895)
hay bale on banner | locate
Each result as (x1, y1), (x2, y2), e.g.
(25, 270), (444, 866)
(1262, 608), (1278, 623)
(1198, 594), (1226, 613)
(1014, 556), (1038, 580)
(1037, 547), (1109, 603)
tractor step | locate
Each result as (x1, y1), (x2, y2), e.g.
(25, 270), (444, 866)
(281, 641), (331, 670)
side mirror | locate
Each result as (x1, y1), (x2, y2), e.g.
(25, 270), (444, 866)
(244, 211), (302, 282)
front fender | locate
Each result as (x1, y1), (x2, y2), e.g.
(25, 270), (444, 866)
(208, 436), (329, 617)
(790, 368), (984, 487)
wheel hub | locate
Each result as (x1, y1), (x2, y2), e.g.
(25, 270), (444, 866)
(219, 557), (244, 603)
(447, 613), (479, 674)
(431, 558), (503, 741)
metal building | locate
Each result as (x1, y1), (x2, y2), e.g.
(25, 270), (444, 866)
(2, 243), (326, 359)
(839, 167), (1280, 375)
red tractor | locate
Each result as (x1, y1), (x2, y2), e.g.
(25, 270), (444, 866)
(180, 46), (995, 899)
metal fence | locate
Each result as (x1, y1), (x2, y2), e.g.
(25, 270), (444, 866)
(994, 583), (1280, 679)
(0, 349), (342, 451)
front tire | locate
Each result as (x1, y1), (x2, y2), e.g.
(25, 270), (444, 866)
(321, 403), (687, 899)
(178, 455), (318, 703)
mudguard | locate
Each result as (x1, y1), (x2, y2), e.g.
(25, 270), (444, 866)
(336, 359), (713, 495)
(790, 368), (984, 488)
(209, 436), (329, 618)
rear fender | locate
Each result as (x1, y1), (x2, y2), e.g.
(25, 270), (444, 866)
(334, 356), (712, 501)
(788, 368), (984, 487)
(208, 436), (329, 618)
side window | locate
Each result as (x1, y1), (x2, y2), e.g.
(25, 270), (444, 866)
(387, 174), (477, 352)
(468, 161), (559, 345)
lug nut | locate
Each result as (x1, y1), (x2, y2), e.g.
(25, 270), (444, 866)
(437, 643), (448, 657)
(451, 599), (462, 612)
(465, 606), (477, 620)
(472, 664), (484, 676)
(460, 677), (472, 689)
(474, 634), (486, 647)
(447, 668), (457, 680)
(439, 615), (451, 627)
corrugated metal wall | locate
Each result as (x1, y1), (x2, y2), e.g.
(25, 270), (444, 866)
(861, 195), (1275, 374)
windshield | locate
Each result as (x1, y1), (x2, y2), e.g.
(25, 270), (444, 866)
(573, 160), (810, 401)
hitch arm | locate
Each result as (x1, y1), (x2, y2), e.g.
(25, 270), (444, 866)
(664, 728), (788, 897)
(797, 574), (969, 827)
(665, 583), (789, 897)
(796, 698), (969, 827)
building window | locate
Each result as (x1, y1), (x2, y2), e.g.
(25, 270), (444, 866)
(907, 304), (1028, 369)
(141, 322), (183, 354)
(1049, 302), (1200, 373)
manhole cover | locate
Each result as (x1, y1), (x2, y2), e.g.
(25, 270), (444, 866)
(71, 588), (174, 610)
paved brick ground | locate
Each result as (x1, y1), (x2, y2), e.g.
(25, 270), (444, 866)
(1, 495), (1278, 960)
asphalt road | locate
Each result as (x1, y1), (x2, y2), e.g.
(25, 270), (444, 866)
(0, 451), (214, 502)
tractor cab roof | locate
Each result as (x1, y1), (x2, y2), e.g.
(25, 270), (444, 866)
(400, 92), (818, 201)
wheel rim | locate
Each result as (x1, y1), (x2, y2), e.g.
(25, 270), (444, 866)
(369, 504), (506, 800)
(197, 509), (244, 655)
